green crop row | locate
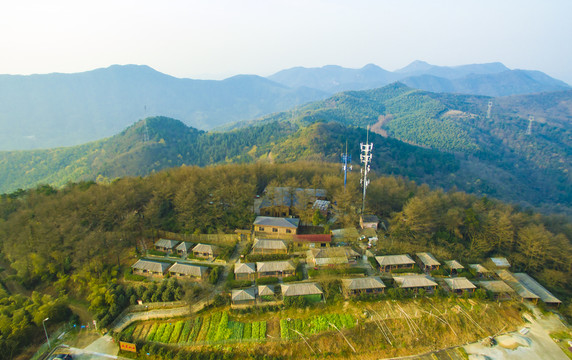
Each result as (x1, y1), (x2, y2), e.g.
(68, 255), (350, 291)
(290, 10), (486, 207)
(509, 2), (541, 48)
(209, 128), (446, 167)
(146, 323), (159, 341)
(188, 317), (202, 343)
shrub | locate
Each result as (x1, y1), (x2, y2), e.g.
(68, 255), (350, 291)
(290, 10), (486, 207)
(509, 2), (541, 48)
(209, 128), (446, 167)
(227, 279), (253, 289)
(148, 249), (167, 256)
(209, 266), (223, 284)
(255, 277), (279, 285)
(430, 268), (449, 277)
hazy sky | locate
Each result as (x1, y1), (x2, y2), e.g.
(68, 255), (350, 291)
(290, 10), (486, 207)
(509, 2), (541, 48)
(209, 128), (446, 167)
(1, 0), (571, 84)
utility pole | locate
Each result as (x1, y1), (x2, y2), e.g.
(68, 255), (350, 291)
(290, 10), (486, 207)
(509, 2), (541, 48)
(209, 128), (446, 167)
(360, 126), (373, 214)
(43, 317), (50, 349)
(341, 140), (351, 189)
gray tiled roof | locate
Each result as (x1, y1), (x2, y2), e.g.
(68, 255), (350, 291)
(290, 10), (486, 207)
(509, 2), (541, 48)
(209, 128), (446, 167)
(513, 273), (561, 304)
(168, 263), (207, 277)
(256, 260), (295, 273)
(469, 264), (490, 273)
(281, 282), (323, 297)
(342, 277), (386, 291)
(253, 239), (288, 250)
(476, 280), (515, 293)
(444, 277), (476, 290)
(258, 285), (275, 296)
(497, 270), (539, 300)
(375, 254), (415, 266)
(416, 252), (441, 267)
(232, 287), (256, 301)
(154, 238), (180, 249)
(393, 274), (438, 288)
(490, 257), (511, 268)
(131, 259), (170, 273)
(254, 216), (300, 228)
(192, 243), (215, 254)
(175, 241), (195, 252)
(444, 260), (464, 270)
(234, 262), (256, 274)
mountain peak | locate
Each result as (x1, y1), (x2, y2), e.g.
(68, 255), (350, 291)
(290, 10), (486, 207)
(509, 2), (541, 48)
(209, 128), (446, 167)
(396, 60), (433, 73)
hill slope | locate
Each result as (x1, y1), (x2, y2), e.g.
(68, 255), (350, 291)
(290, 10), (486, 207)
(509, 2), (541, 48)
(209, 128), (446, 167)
(0, 65), (327, 150)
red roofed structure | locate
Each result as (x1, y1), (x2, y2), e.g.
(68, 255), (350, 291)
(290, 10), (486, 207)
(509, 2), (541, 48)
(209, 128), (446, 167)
(292, 234), (331, 249)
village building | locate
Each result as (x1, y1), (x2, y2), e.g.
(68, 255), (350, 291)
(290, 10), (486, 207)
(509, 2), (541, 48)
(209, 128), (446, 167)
(444, 260), (464, 276)
(360, 214), (380, 230)
(306, 247), (360, 267)
(258, 285), (276, 301)
(392, 274), (438, 293)
(175, 241), (195, 257)
(342, 277), (386, 296)
(253, 216), (300, 236)
(257, 187), (327, 217)
(443, 277), (476, 295)
(168, 262), (208, 280)
(131, 259), (170, 277)
(416, 252), (441, 272)
(469, 264), (492, 278)
(154, 238), (180, 253)
(490, 257), (511, 269)
(497, 270), (539, 304)
(375, 254), (415, 272)
(281, 282), (323, 302)
(312, 200), (330, 217)
(292, 234), (331, 249)
(256, 260), (295, 278)
(513, 273), (561, 307)
(192, 243), (217, 259)
(234, 262), (256, 281)
(251, 238), (288, 255)
(231, 287), (257, 306)
(476, 280), (515, 301)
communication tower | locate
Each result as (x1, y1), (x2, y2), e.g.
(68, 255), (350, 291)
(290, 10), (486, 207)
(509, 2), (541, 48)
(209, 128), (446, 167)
(526, 115), (534, 135)
(487, 101), (493, 119)
(341, 141), (352, 188)
(360, 126), (373, 214)
(143, 105), (150, 142)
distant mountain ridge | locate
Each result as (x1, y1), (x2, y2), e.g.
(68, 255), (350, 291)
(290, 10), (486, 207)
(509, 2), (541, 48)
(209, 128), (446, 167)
(0, 61), (569, 151)
(268, 61), (570, 95)
(0, 64), (327, 150)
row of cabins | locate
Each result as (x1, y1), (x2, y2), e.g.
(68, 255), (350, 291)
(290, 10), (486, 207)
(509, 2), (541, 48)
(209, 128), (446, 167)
(232, 282), (324, 306)
(154, 239), (217, 259)
(131, 259), (209, 280)
(375, 253), (512, 276)
(235, 260), (296, 280)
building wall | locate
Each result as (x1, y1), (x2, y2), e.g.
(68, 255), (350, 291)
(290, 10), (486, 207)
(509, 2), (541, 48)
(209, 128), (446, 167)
(254, 225), (297, 235)
(235, 272), (255, 281)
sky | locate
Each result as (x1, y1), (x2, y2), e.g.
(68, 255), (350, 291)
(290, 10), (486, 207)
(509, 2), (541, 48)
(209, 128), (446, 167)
(1, 0), (571, 84)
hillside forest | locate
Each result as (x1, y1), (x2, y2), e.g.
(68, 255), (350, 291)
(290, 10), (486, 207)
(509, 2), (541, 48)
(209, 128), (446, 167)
(0, 162), (571, 357)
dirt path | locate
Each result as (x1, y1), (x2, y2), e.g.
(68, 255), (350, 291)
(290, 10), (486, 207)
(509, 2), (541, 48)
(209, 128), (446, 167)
(370, 114), (392, 137)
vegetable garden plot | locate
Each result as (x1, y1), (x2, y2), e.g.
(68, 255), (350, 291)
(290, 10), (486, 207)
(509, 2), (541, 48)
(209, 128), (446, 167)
(280, 313), (355, 339)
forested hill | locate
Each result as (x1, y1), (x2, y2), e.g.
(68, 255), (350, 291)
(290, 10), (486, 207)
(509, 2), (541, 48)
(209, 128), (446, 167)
(0, 116), (460, 196)
(222, 83), (572, 214)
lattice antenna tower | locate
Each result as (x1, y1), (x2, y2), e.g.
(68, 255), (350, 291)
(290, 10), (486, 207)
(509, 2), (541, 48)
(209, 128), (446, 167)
(360, 126), (373, 214)
(487, 100), (493, 119)
(341, 140), (352, 188)
(526, 115), (534, 135)
(143, 105), (150, 142)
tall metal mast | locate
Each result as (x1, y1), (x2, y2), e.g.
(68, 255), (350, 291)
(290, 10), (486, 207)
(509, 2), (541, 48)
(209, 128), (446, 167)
(526, 115), (534, 135)
(341, 140), (351, 188)
(487, 100), (493, 119)
(360, 126), (373, 214)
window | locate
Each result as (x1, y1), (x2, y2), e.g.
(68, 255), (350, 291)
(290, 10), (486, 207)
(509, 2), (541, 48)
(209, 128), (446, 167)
(272, 228), (278, 232)
(286, 229), (291, 234)
(259, 227), (264, 231)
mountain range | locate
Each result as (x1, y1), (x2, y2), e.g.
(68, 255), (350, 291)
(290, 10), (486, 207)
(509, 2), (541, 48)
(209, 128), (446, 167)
(0, 61), (569, 151)
(2, 83), (570, 215)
